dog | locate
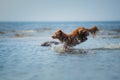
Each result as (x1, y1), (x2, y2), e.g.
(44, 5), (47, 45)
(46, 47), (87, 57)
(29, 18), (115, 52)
(52, 26), (99, 48)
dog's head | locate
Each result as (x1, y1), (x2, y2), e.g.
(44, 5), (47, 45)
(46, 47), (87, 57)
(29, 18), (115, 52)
(52, 29), (63, 39)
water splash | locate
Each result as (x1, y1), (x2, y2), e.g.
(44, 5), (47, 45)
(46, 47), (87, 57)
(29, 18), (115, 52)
(50, 43), (89, 53)
(51, 44), (66, 53)
(50, 42), (120, 53)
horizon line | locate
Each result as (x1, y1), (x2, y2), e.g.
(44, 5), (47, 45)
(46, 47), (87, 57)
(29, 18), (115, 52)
(0, 20), (120, 22)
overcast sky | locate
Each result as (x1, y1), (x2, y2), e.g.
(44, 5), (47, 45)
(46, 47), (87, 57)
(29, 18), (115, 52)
(0, 0), (120, 21)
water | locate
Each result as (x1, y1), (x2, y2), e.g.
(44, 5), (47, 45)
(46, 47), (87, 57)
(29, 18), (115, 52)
(0, 21), (120, 80)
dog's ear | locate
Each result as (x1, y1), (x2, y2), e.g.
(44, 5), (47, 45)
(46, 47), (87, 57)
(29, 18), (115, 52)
(56, 29), (63, 36)
(58, 29), (62, 32)
(57, 29), (62, 33)
(78, 29), (84, 35)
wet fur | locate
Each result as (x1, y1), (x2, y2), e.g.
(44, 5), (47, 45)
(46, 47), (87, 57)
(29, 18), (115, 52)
(52, 26), (99, 48)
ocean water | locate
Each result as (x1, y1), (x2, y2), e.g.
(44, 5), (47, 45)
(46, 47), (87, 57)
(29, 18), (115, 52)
(0, 21), (120, 80)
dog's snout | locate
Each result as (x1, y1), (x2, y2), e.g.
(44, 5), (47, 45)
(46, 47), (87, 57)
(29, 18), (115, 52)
(52, 35), (56, 39)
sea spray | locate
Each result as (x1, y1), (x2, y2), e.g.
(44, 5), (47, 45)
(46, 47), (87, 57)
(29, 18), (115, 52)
(51, 43), (88, 53)
(51, 44), (67, 53)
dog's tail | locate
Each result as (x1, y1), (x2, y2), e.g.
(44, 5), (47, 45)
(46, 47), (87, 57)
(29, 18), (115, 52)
(87, 26), (99, 38)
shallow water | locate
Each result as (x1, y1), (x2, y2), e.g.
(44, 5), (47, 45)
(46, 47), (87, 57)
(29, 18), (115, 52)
(0, 22), (120, 80)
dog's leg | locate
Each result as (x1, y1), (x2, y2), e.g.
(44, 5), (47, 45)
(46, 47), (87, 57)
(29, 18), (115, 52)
(63, 44), (70, 50)
(81, 37), (87, 42)
(41, 41), (59, 46)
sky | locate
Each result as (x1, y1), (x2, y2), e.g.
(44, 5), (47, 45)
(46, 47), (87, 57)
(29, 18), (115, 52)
(0, 0), (120, 21)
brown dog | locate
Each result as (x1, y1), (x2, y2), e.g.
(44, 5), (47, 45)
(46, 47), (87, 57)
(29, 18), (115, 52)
(52, 26), (99, 48)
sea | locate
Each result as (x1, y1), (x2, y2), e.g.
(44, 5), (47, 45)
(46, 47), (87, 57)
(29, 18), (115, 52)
(0, 21), (120, 80)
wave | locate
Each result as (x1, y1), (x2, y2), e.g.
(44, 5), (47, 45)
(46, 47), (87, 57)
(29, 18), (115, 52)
(0, 27), (52, 33)
(1, 28), (120, 39)
(52, 47), (120, 54)
(18, 28), (52, 33)
(13, 33), (33, 38)
(51, 43), (120, 53)
(0, 31), (5, 34)
(84, 43), (120, 50)
(13, 30), (120, 38)
(0, 27), (53, 38)
(97, 30), (120, 38)
(51, 44), (87, 53)
(103, 44), (120, 49)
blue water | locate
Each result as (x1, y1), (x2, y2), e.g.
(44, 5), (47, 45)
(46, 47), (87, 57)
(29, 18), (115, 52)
(0, 21), (120, 80)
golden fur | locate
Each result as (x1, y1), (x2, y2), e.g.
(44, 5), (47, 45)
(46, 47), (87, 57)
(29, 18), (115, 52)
(52, 26), (99, 47)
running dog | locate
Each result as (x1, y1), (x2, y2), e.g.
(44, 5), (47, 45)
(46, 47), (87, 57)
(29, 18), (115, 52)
(52, 26), (99, 48)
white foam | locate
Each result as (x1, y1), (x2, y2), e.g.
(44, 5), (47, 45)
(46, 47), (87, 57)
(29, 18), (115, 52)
(51, 44), (66, 53)
(21, 30), (37, 33)
(105, 44), (120, 49)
